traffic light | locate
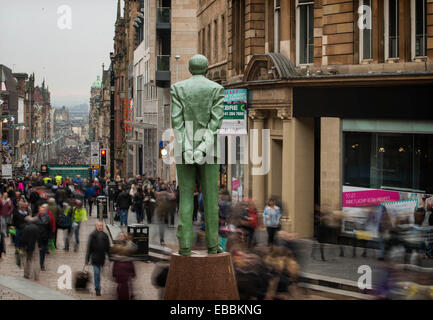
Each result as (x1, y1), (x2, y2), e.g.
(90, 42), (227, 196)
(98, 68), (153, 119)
(100, 149), (107, 166)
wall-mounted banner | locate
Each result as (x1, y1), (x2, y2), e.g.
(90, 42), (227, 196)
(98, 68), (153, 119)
(219, 89), (247, 136)
(343, 189), (400, 207)
(341, 186), (431, 238)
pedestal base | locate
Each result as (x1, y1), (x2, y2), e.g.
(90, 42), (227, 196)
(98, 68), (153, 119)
(164, 251), (240, 300)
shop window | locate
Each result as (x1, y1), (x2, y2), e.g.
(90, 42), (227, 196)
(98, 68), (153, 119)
(385, 0), (399, 60)
(412, 0), (427, 59)
(343, 132), (433, 194)
(296, 0), (314, 65)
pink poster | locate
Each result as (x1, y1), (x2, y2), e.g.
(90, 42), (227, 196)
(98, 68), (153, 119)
(343, 189), (399, 207)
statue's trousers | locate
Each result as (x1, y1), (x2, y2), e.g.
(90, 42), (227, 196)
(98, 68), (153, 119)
(176, 163), (219, 254)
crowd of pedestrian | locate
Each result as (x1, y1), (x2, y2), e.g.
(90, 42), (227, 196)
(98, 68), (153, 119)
(2, 170), (433, 300)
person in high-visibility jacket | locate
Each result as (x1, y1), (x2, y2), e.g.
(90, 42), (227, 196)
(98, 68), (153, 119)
(64, 199), (88, 252)
(55, 174), (62, 186)
(43, 176), (52, 185)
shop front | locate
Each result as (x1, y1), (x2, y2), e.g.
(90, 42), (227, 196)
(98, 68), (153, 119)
(293, 79), (433, 240)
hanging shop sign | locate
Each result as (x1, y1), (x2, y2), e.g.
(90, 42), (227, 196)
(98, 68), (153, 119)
(219, 89), (247, 136)
(2, 164), (12, 179)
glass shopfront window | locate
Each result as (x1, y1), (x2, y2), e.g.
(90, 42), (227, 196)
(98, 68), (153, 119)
(343, 132), (433, 193)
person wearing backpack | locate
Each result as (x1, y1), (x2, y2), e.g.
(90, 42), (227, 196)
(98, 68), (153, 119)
(84, 182), (96, 217)
(64, 200), (87, 252)
(36, 203), (55, 271)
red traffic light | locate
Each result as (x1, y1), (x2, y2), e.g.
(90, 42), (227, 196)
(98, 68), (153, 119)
(101, 150), (106, 156)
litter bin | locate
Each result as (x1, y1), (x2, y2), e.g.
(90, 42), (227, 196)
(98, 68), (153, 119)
(96, 196), (108, 219)
(127, 224), (149, 259)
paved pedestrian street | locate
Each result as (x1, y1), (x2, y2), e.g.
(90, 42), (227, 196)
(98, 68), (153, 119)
(0, 214), (159, 300)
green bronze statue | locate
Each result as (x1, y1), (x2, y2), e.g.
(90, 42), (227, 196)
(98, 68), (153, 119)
(171, 54), (225, 256)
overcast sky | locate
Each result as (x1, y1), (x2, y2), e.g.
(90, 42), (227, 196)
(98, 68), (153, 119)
(0, 0), (119, 108)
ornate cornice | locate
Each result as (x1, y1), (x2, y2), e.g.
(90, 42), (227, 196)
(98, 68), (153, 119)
(248, 109), (267, 120)
(277, 108), (292, 120)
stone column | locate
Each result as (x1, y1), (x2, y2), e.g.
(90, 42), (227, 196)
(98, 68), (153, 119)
(320, 117), (342, 213)
(248, 109), (267, 212)
(278, 108), (291, 231)
(281, 116), (314, 237)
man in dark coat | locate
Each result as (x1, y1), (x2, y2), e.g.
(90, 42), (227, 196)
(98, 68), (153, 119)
(20, 217), (41, 280)
(117, 186), (131, 227)
(86, 221), (110, 296)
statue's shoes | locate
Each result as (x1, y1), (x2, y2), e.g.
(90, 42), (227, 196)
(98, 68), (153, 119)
(178, 249), (192, 256)
(208, 245), (224, 255)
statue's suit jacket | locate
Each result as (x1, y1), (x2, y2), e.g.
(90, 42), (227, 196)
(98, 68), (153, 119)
(171, 75), (225, 163)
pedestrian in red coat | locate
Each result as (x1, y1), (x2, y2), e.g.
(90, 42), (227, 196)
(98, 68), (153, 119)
(0, 192), (14, 236)
(110, 232), (136, 300)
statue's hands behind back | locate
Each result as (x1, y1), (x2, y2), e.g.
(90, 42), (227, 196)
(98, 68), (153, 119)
(193, 150), (205, 165)
(184, 150), (194, 164)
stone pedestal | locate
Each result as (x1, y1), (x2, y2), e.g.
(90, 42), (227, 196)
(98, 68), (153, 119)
(164, 251), (240, 300)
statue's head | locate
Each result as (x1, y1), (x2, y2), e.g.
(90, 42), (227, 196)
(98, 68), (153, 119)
(189, 54), (208, 75)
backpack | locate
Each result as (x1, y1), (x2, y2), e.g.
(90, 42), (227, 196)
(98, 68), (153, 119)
(56, 207), (74, 229)
(38, 212), (50, 225)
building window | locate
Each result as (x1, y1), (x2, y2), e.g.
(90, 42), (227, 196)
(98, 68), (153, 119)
(359, 0), (372, 61)
(221, 15), (226, 59)
(232, 0), (245, 75)
(412, 0), (427, 59)
(207, 24), (211, 60)
(274, 0), (281, 53)
(296, 0), (314, 65)
(214, 19), (218, 63)
(385, 0), (399, 59)
(201, 28), (205, 56)
(136, 76), (143, 117)
(343, 132), (433, 194)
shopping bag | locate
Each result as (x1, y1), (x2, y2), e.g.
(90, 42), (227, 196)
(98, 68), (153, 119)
(356, 230), (373, 241)
(8, 227), (16, 237)
(49, 239), (56, 253)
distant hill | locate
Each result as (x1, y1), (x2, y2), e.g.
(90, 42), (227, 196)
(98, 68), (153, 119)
(56, 104), (89, 113)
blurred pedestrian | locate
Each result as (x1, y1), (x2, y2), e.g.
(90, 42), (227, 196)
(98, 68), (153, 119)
(36, 203), (55, 271)
(48, 198), (62, 249)
(240, 200), (258, 248)
(0, 192), (14, 237)
(263, 198), (282, 246)
(84, 182), (96, 217)
(133, 187), (145, 224)
(11, 199), (30, 266)
(64, 199), (88, 252)
(144, 186), (156, 224)
(117, 186), (131, 228)
(21, 216), (41, 280)
(110, 232), (136, 300)
(86, 221), (110, 296)
(0, 220), (5, 262)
